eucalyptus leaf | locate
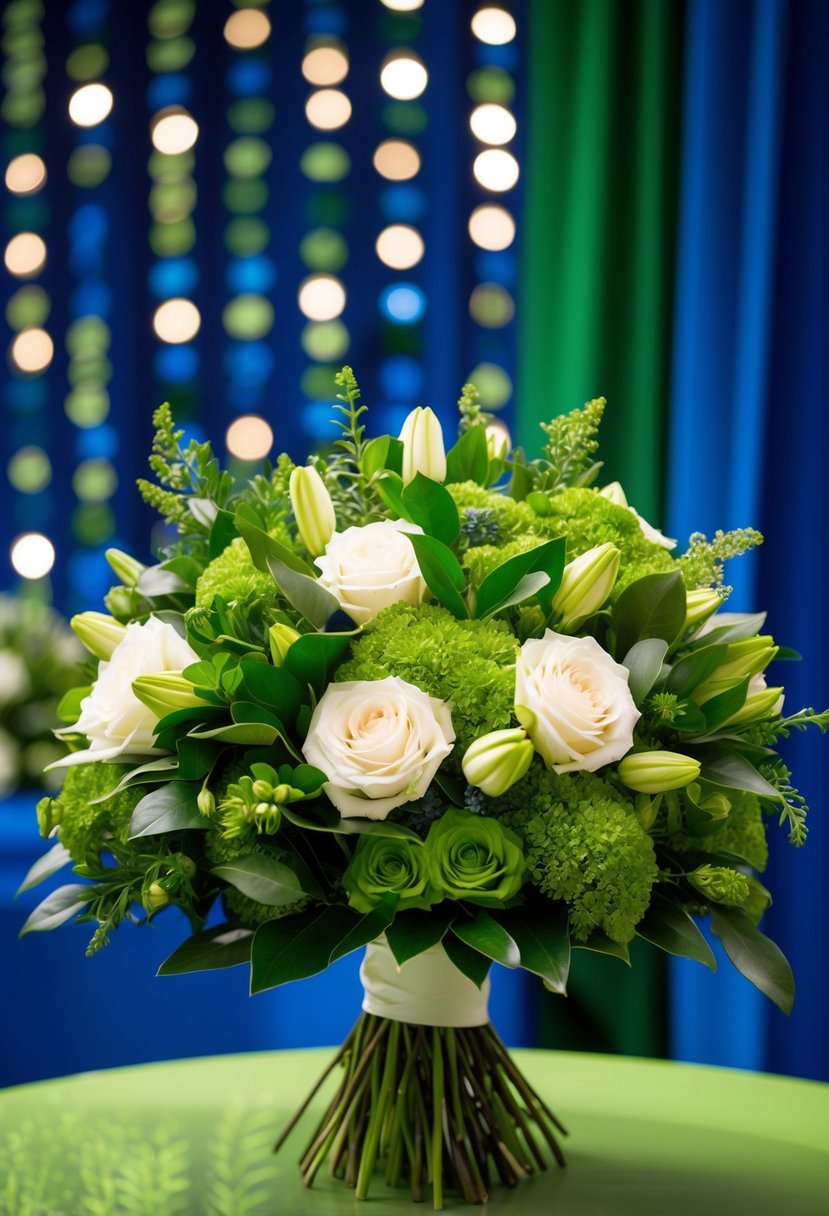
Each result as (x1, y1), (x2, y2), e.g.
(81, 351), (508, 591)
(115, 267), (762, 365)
(686, 612), (767, 650)
(157, 924), (254, 975)
(19, 884), (90, 936)
(235, 503), (314, 576)
(710, 906), (795, 1014)
(17, 841), (73, 895)
(128, 783), (207, 839)
(267, 557), (341, 630)
(699, 752), (782, 803)
(623, 638), (669, 706)
(452, 910), (520, 968)
(635, 892), (717, 969)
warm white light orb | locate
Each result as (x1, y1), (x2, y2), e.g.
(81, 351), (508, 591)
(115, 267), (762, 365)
(152, 298), (201, 344)
(302, 45), (349, 86)
(305, 89), (352, 131)
(468, 203), (515, 250)
(470, 103), (516, 145)
(68, 83), (113, 128)
(380, 53), (428, 101)
(10, 532), (55, 580)
(473, 148), (519, 191)
(4, 232), (46, 278)
(471, 6), (517, 45)
(151, 108), (199, 155)
(10, 328), (53, 373)
(373, 139), (421, 181)
(226, 415), (274, 461)
(380, 0), (424, 10)
(224, 9), (272, 50)
(375, 224), (424, 270)
(5, 153), (47, 196)
(298, 275), (346, 321)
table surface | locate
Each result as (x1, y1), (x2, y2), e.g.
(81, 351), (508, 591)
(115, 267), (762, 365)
(1, 1048), (827, 1215)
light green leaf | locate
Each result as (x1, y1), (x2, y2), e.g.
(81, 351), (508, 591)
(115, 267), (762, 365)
(129, 783), (206, 839)
(19, 884), (90, 936)
(212, 854), (318, 906)
(623, 638), (669, 706)
(267, 557), (340, 629)
(406, 533), (469, 619)
(16, 842), (73, 895)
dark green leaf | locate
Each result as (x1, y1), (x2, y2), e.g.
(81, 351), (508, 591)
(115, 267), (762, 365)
(250, 906), (352, 992)
(239, 661), (303, 724)
(208, 508), (239, 559)
(361, 435), (403, 479)
(665, 644), (729, 699)
(235, 503), (314, 576)
(157, 925), (254, 975)
(374, 473), (412, 524)
(497, 903), (570, 993)
(328, 894), (399, 964)
(635, 892), (717, 969)
(16, 842), (72, 895)
(283, 631), (356, 691)
(128, 783), (206, 839)
(507, 450), (533, 502)
(672, 699), (709, 734)
(443, 932), (492, 988)
(406, 534), (469, 619)
(474, 537), (565, 619)
(710, 906), (795, 1014)
(337, 818), (421, 840)
(385, 906), (456, 966)
(572, 930), (630, 964)
(623, 638), (669, 706)
(286, 764), (328, 796)
(267, 557), (340, 629)
(452, 910), (520, 968)
(280, 802), (341, 832)
(213, 853), (320, 905)
(699, 752), (782, 803)
(402, 473), (461, 547)
(701, 676), (751, 732)
(445, 425), (489, 486)
(612, 571), (687, 657)
(19, 885), (90, 936)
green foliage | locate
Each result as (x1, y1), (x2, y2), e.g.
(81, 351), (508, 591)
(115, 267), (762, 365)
(667, 790), (769, 872)
(687, 863), (750, 907)
(204, 1106), (279, 1216)
(194, 538), (279, 610)
(758, 757), (809, 845)
(535, 396), (606, 494)
(457, 380), (491, 432)
(338, 603), (517, 753)
(679, 527), (764, 593)
(51, 762), (142, 861)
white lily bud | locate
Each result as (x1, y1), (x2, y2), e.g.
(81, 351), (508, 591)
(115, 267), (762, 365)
(269, 621), (302, 666)
(552, 543), (620, 629)
(399, 406), (447, 485)
(693, 637), (778, 704)
(289, 465), (336, 558)
(720, 675), (784, 727)
(618, 750), (701, 794)
(105, 548), (146, 586)
(684, 588), (723, 632)
(131, 672), (208, 719)
(462, 727), (534, 796)
(70, 611), (127, 661)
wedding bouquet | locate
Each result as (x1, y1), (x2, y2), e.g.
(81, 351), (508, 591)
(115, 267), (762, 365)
(23, 370), (826, 1207)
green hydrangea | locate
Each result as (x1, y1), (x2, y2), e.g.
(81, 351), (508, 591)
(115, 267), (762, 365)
(495, 766), (657, 943)
(194, 537), (279, 609)
(50, 763), (143, 862)
(670, 791), (768, 872)
(338, 603), (517, 754)
(463, 538), (540, 588)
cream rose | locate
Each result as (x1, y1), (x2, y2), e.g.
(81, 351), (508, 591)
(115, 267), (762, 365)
(302, 676), (455, 819)
(54, 617), (199, 767)
(315, 519), (427, 626)
(515, 630), (640, 773)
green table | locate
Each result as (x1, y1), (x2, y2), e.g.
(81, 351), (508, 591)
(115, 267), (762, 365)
(1, 1049), (827, 1214)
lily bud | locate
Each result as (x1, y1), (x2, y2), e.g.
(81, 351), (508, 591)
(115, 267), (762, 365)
(145, 882), (170, 911)
(618, 750), (701, 794)
(105, 548), (146, 587)
(399, 406), (447, 485)
(720, 676), (784, 728)
(289, 465), (336, 558)
(462, 727), (534, 797)
(552, 543), (620, 629)
(684, 588), (722, 632)
(71, 611), (127, 661)
(197, 787), (216, 817)
(269, 621), (302, 666)
(694, 636), (778, 704)
(132, 672), (208, 719)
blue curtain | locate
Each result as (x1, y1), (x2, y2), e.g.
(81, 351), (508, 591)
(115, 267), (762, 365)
(667, 0), (829, 1082)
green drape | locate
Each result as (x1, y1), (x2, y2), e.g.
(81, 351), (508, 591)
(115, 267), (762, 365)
(517, 0), (684, 1056)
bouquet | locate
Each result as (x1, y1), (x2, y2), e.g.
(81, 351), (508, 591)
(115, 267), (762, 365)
(23, 370), (827, 1208)
(0, 594), (83, 797)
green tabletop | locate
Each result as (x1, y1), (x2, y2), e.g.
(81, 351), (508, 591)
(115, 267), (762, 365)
(1, 1049), (827, 1214)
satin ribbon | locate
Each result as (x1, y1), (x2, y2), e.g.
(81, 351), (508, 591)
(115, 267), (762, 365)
(360, 936), (490, 1027)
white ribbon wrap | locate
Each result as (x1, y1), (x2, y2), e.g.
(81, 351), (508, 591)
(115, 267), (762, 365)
(360, 937), (491, 1028)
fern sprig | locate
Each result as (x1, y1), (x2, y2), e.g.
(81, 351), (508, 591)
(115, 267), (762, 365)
(331, 366), (368, 470)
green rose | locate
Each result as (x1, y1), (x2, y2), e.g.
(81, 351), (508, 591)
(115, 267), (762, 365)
(342, 833), (440, 914)
(426, 808), (526, 907)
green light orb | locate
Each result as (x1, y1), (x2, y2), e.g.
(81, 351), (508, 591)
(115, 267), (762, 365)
(71, 503), (116, 546)
(227, 98), (275, 135)
(72, 458), (118, 503)
(66, 43), (109, 82)
(224, 217), (269, 257)
(468, 362), (512, 409)
(467, 67), (515, 106)
(149, 217), (196, 256)
(7, 445), (51, 493)
(222, 294), (274, 340)
(299, 227), (348, 272)
(64, 386), (110, 428)
(146, 35), (195, 73)
(300, 142), (350, 183)
(469, 284), (515, 329)
(223, 178), (269, 215)
(300, 365), (338, 400)
(301, 321), (349, 362)
(224, 137), (272, 180)
(5, 285), (50, 330)
(67, 144), (112, 188)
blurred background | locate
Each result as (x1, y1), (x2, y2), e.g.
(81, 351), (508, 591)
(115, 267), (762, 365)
(1, 0), (827, 1088)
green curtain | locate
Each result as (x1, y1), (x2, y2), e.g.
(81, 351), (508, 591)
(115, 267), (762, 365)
(517, 0), (684, 1055)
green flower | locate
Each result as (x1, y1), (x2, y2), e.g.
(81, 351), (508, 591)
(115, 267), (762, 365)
(426, 808), (526, 907)
(343, 833), (439, 914)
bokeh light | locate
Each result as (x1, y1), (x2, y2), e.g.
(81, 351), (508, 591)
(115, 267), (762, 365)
(298, 274), (346, 321)
(152, 298), (201, 343)
(469, 283), (515, 327)
(7, 446), (51, 494)
(4, 232), (46, 278)
(473, 148), (520, 191)
(468, 361), (513, 407)
(376, 224), (424, 270)
(305, 89), (352, 131)
(222, 294), (274, 340)
(380, 282), (426, 324)
(151, 106), (199, 154)
(380, 0), (425, 9)
(380, 54), (428, 101)
(485, 417), (512, 458)
(68, 82), (113, 127)
(226, 415), (274, 460)
(471, 7), (517, 45)
(470, 103), (517, 145)
(301, 320), (350, 361)
(468, 204), (515, 250)
(300, 142), (351, 183)
(67, 145), (111, 188)
(10, 328), (53, 374)
(224, 8), (272, 50)
(5, 153), (47, 196)
(302, 46), (349, 87)
(10, 532), (55, 580)
(373, 139), (420, 181)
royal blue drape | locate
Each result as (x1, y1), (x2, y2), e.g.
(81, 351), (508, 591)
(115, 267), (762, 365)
(667, 0), (829, 1082)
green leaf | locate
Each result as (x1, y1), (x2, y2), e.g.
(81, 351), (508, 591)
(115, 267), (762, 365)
(474, 537), (565, 619)
(188, 717), (281, 747)
(445, 425), (489, 486)
(686, 612), (767, 650)
(635, 892), (717, 969)
(56, 685), (90, 724)
(213, 853), (319, 906)
(710, 906), (795, 1014)
(622, 638), (669, 706)
(239, 661), (303, 724)
(136, 563), (191, 597)
(361, 435), (403, 479)
(672, 699), (709, 734)
(612, 571), (687, 657)
(234, 503), (314, 576)
(328, 894), (399, 964)
(402, 473), (461, 547)
(286, 764), (328, 796)
(665, 644), (729, 699)
(19, 884), (90, 936)
(267, 556), (340, 629)
(443, 932), (492, 988)
(16, 841), (72, 895)
(128, 783), (206, 839)
(406, 533), (469, 620)
(452, 909), (520, 968)
(385, 906), (456, 966)
(701, 676), (751, 732)
(208, 507), (239, 559)
(374, 473), (411, 523)
(157, 925), (254, 976)
(572, 930), (631, 964)
(698, 752), (782, 803)
(280, 802), (341, 831)
(283, 631), (356, 691)
(336, 818), (421, 840)
(497, 903), (570, 994)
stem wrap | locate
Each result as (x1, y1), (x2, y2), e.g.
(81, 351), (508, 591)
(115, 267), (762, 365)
(360, 937), (491, 1028)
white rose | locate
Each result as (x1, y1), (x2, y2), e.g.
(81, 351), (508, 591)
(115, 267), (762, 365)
(315, 520), (427, 626)
(302, 676), (455, 819)
(515, 630), (640, 773)
(54, 617), (199, 767)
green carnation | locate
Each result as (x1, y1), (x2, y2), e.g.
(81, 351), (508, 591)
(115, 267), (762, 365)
(687, 864), (750, 908)
(49, 763), (143, 862)
(426, 808), (525, 907)
(343, 833), (439, 914)
(194, 537), (279, 609)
